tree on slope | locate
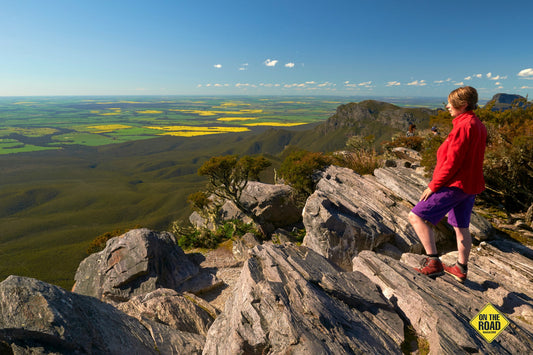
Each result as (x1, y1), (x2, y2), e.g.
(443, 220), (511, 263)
(198, 154), (271, 221)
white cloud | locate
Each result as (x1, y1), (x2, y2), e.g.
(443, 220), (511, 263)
(359, 81), (372, 86)
(285, 62), (295, 68)
(520, 85), (533, 89)
(434, 80), (444, 84)
(213, 64), (222, 69)
(518, 68), (533, 79)
(264, 59), (278, 67)
(239, 63), (248, 71)
(386, 81), (401, 86)
(475, 74), (483, 78)
(454, 81), (465, 86)
(344, 81), (350, 84)
(494, 82), (501, 86)
(489, 75), (507, 80)
(486, 72), (492, 78)
(305, 81), (316, 84)
(465, 76), (472, 80)
(407, 80), (427, 86)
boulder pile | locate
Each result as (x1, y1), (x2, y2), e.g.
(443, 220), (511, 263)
(1, 160), (532, 354)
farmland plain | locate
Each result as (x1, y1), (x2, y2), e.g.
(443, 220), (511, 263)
(0, 96), (350, 154)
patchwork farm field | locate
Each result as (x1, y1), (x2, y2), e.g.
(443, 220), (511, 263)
(0, 96), (344, 154)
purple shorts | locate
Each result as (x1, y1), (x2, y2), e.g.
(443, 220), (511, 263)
(411, 187), (476, 228)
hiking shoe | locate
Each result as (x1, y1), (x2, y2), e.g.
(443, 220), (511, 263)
(444, 264), (467, 283)
(414, 258), (444, 277)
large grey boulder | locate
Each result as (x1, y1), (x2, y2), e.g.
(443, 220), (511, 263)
(0, 276), (204, 354)
(116, 288), (216, 336)
(203, 243), (404, 354)
(190, 182), (301, 234)
(302, 165), (429, 269)
(73, 228), (208, 303)
(353, 241), (533, 354)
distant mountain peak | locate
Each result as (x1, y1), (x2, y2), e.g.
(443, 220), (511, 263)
(486, 93), (527, 111)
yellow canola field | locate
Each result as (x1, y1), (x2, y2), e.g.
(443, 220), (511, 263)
(136, 110), (163, 114)
(242, 122), (307, 127)
(214, 102), (251, 108)
(86, 124), (132, 133)
(99, 107), (122, 116)
(157, 131), (227, 137)
(169, 109), (262, 116)
(216, 117), (258, 122)
(146, 125), (250, 136)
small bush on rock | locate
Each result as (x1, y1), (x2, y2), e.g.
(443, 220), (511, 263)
(172, 219), (260, 250)
(335, 135), (383, 175)
(86, 225), (142, 254)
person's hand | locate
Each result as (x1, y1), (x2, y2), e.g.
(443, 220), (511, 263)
(420, 187), (434, 201)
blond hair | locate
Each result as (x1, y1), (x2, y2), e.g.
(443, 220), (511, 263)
(448, 86), (478, 111)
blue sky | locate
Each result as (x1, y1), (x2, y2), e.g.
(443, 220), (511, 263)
(1, 0), (532, 98)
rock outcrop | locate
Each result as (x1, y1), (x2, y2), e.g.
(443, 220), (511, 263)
(3, 237), (532, 354)
(1, 160), (532, 354)
(353, 240), (533, 354)
(319, 100), (436, 135)
(486, 93), (527, 111)
(190, 181), (301, 234)
(0, 276), (205, 354)
(73, 228), (214, 303)
(203, 243), (404, 354)
(302, 165), (493, 270)
(116, 288), (216, 336)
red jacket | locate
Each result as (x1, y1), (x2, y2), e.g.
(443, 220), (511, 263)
(428, 111), (487, 195)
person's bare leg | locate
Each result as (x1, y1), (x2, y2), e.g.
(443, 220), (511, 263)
(454, 227), (471, 265)
(408, 212), (437, 255)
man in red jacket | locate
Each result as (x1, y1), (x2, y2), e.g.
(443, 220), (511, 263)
(409, 86), (487, 283)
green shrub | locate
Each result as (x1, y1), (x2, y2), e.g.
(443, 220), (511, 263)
(279, 149), (333, 196)
(334, 151), (383, 175)
(171, 219), (260, 250)
(335, 135), (383, 175)
(382, 135), (425, 152)
(419, 134), (445, 177)
(187, 191), (210, 212)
